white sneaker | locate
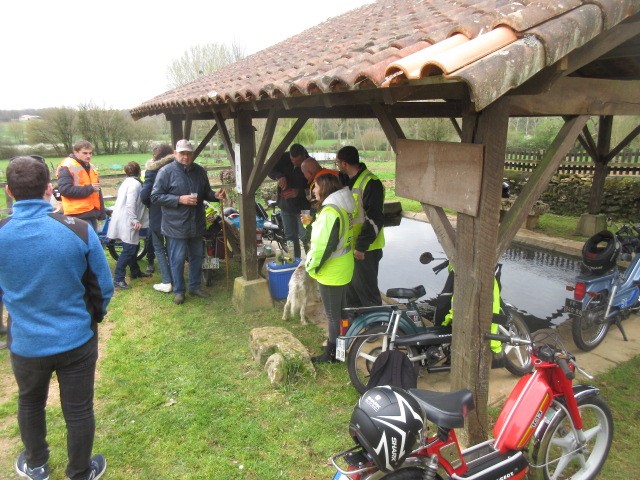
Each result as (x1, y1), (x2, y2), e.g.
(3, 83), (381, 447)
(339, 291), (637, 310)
(153, 283), (172, 293)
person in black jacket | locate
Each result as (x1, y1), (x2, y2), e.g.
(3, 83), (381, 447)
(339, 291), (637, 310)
(150, 140), (225, 305)
(140, 144), (174, 293)
(267, 144), (311, 259)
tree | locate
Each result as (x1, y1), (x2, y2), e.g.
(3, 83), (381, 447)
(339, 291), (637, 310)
(78, 104), (134, 154)
(167, 41), (246, 88)
(6, 121), (26, 144)
(26, 108), (77, 156)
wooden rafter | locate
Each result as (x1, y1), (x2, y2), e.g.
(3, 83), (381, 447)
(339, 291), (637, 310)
(193, 124), (219, 159)
(605, 124), (640, 162)
(248, 108), (280, 193)
(213, 110), (235, 167)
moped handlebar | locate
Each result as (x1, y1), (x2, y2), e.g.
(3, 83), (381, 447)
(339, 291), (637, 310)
(485, 332), (532, 346)
(556, 356), (575, 380)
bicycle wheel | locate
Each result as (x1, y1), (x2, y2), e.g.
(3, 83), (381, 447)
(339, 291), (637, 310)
(107, 239), (143, 261)
(501, 310), (533, 377)
(346, 325), (419, 394)
(571, 298), (610, 351)
(530, 395), (613, 480)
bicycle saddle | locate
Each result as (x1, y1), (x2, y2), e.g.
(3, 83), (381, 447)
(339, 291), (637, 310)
(386, 285), (426, 300)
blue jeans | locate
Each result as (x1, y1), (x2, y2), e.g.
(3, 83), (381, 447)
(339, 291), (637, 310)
(151, 230), (172, 284)
(281, 210), (308, 258)
(167, 236), (203, 294)
(11, 334), (98, 480)
(113, 242), (142, 282)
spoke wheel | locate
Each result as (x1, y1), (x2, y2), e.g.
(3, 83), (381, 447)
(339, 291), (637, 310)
(571, 297), (609, 351)
(531, 396), (613, 480)
(346, 325), (418, 394)
(500, 310), (533, 377)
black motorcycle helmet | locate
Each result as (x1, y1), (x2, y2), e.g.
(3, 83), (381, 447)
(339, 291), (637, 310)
(582, 230), (620, 273)
(349, 386), (424, 472)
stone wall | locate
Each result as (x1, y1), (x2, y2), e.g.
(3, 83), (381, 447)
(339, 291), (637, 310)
(504, 171), (640, 222)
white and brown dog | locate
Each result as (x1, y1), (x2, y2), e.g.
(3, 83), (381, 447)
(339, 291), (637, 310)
(282, 262), (321, 325)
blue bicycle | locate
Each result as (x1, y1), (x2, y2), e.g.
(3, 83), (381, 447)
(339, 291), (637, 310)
(565, 223), (640, 350)
(97, 207), (149, 261)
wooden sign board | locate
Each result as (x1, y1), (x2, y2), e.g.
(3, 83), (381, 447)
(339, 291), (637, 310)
(396, 139), (484, 217)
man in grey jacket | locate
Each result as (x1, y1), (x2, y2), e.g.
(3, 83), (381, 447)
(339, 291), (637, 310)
(150, 140), (225, 304)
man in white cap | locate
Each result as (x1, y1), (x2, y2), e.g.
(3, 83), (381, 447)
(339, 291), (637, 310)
(151, 139), (226, 304)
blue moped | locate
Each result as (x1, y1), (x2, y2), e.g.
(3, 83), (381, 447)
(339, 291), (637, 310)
(565, 224), (640, 351)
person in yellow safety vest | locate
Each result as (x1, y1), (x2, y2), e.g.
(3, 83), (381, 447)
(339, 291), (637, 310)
(335, 146), (385, 307)
(55, 140), (104, 231)
(305, 174), (355, 363)
(441, 262), (505, 362)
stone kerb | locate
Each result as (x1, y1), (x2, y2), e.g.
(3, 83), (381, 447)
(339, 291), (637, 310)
(249, 326), (315, 386)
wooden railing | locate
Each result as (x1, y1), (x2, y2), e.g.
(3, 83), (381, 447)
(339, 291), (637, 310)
(505, 148), (640, 175)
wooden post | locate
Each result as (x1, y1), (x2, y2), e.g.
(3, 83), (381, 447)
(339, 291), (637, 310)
(452, 98), (509, 445)
(588, 115), (613, 214)
(234, 111), (259, 280)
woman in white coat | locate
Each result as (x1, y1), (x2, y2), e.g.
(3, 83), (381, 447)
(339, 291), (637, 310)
(108, 161), (150, 289)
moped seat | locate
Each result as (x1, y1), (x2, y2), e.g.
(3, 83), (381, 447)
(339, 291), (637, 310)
(386, 285), (426, 300)
(408, 388), (475, 429)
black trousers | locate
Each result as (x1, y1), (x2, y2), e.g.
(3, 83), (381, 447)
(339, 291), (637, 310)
(347, 248), (383, 307)
(11, 334), (98, 480)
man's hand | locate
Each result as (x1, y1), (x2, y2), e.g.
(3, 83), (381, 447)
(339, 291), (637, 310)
(215, 188), (226, 200)
(132, 221), (142, 231)
(179, 195), (198, 206)
(91, 182), (101, 192)
(354, 250), (365, 261)
(277, 177), (288, 190)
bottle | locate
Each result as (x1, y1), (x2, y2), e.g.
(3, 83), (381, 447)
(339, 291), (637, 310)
(275, 248), (283, 265)
(286, 241), (295, 263)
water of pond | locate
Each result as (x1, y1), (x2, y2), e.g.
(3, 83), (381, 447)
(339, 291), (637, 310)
(379, 218), (584, 328)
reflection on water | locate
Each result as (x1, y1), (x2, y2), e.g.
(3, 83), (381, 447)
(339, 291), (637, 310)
(379, 218), (583, 322)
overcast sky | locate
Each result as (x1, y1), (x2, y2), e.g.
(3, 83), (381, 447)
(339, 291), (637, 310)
(1, 0), (373, 111)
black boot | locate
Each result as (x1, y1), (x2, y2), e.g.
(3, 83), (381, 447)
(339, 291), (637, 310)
(311, 342), (337, 364)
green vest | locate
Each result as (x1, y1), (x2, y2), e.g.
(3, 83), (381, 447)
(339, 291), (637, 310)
(351, 169), (385, 251)
(304, 204), (354, 286)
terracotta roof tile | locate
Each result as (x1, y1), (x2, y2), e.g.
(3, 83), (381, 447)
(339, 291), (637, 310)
(131, 0), (640, 118)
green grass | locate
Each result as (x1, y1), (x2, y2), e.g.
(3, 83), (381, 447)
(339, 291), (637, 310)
(1, 266), (637, 478)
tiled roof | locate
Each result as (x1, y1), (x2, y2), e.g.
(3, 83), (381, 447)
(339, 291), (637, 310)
(130, 0), (640, 119)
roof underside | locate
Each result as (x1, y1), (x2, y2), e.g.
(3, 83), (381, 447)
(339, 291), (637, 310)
(130, 0), (640, 120)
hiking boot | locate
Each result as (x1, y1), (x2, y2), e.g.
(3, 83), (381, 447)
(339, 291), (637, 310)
(189, 289), (210, 299)
(114, 280), (131, 290)
(153, 283), (172, 293)
(67, 454), (106, 480)
(130, 272), (152, 279)
(173, 294), (185, 305)
(311, 343), (337, 364)
(145, 263), (155, 274)
(15, 451), (50, 480)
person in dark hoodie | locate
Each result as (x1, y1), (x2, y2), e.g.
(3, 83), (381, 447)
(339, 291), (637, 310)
(150, 139), (226, 305)
(55, 140), (104, 231)
(140, 144), (174, 293)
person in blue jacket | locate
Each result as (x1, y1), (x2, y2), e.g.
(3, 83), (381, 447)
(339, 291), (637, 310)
(0, 156), (114, 480)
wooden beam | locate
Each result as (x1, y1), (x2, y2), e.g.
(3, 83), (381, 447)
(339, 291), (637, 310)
(452, 98), (510, 445)
(258, 117), (309, 184)
(248, 108), (279, 193)
(510, 78), (640, 116)
(449, 117), (462, 140)
(234, 111), (259, 280)
(497, 115), (589, 256)
(422, 204), (456, 259)
(213, 111), (235, 168)
(169, 117), (183, 147)
(184, 116), (192, 140)
(589, 115), (613, 214)
(193, 124), (219, 159)
(605, 123), (640, 162)
(371, 104), (406, 152)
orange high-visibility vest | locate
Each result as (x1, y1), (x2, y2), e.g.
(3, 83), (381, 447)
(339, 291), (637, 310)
(56, 157), (101, 215)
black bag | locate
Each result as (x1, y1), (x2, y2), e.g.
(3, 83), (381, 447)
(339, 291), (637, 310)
(366, 349), (418, 390)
